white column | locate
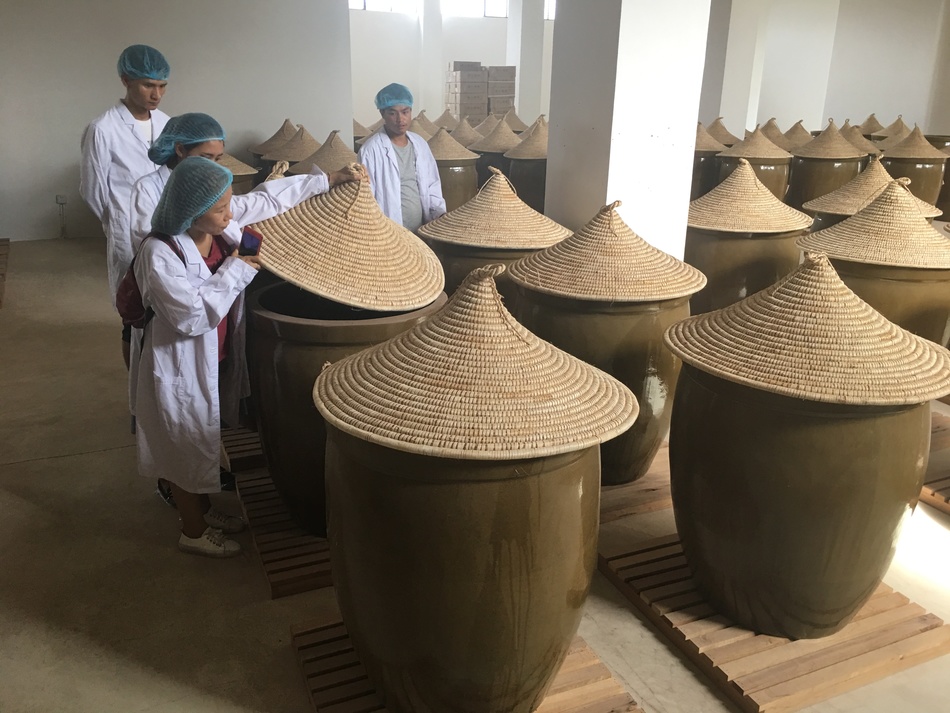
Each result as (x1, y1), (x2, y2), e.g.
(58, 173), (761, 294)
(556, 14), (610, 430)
(546, 0), (712, 258)
(698, 0), (732, 123)
(718, 0), (772, 134)
(419, 0), (444, 114)
(928, 1), (950, 132)
(506, 0), (546, 120)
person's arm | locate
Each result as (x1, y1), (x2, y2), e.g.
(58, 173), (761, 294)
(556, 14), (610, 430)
(80, 123), (111, 223)
(129, 176), (160, 254)
(421, 148), (447, 220)
(229, 171), (330, 226)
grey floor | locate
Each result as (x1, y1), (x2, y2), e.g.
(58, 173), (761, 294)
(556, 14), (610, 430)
(1, 237), (948, 713)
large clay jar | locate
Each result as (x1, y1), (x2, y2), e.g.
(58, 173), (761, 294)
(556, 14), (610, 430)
(288, 130), (358, 175)
(449, 115), (484, 148)
(880, 126), (948, 205)
(428, 128), (479, 213)
(504, 116), (549, 212)
(926, 135), (950, 214)
(262, 125), (321, 170)
(685, 158), (813, 313)
(313, 265), (638, 713)
(469, 120), (521, 186)
(665, 253), (950, 639)
(219, 152), (257, 196)
(706, 116), (740, 147)
(799, 178), (950, 346)
(418, 166), (571, 299)
(508, 201), (705, 485)
(249, 171), (445, 535)
(716, 126), (792, 200)
(786, 120), (869, 210)
(692, 122), (726, 200)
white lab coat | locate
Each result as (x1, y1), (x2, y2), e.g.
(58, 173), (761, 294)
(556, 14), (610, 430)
(129, 167), (331, 252)
(80, 101), (170, 301)
(131, 233), (257, 494)
(359, 131), (446, 226)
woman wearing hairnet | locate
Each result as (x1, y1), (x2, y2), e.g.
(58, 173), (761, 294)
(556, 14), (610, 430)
(131, 157), (259, 557)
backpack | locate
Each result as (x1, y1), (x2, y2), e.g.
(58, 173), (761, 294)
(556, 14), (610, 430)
(116, 232), (186, 329)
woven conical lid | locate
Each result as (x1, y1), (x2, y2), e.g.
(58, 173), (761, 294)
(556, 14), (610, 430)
(783, 120), (814, 148)
(841, 122), (882, 156)
(368, 117), (384, 132)
(428, 128), (478, 161)
(504, 119), (548, 159)
(474, 114), (501, 136)
(418, 166), (571, 248)
(883, 126), (950, 160)
(433, 108), (459, 131)
(876, 124), (913, 150)
(409, 118), (432, 140)
(288, 130), (359, 175)
(793, 120), (867, 159)
(687, 159), (813, 233)
(665, 252), (950, 405)
(508, 201), (706, 302)
(355, 127), (383, 147)
(802, 156), (941, 217)
(450, 116), (483, 147)
(503, 109), (531, 133)
(254, 167), (444, 310)
(760, 118), (795, 151)
(468, 119), (522, 153)
(219, 153), (257, 177)
(250, 118), (297, 156)
(877, 115), (910, 137)
(262, 126), (322, 162)
(719, 126), (792, 159)
(415, 110), (440, 136)
(353, 118), (370, 138)
(695, 122), (727, 152)
(313, 264), (639, 459)
(707, 117), (740, 146)
(798, 179), (950, 268)
(858, 113), (885, 135)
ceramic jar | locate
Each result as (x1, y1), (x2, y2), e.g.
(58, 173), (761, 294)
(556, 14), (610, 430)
(504, 117), (549, 213)
(429, 128), (479, 212)
(786, 121), (869, 210)
(469, 120), (521, 186)
(880, 127), (948, 206)
(716, 127), (792, 200)
(926, 135), (950, 215)
(692, 122), (726, 200)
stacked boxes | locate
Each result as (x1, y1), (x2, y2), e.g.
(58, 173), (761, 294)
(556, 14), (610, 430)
(445, 62), (517, 122)
(488, 65), (516, 115)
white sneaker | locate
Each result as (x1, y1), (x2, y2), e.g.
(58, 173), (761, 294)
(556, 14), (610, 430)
(204, 507), (246, 534)
(179, 527), (242, 558)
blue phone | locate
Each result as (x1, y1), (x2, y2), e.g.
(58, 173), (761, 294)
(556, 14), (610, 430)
(239, 227), (263, 256)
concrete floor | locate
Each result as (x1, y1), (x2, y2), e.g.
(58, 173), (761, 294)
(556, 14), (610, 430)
(1, 236), (949, 713)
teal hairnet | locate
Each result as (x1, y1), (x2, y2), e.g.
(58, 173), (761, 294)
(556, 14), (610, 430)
(152, 157), (232, 235)
(375, 83), (413, 110)
(148, 113), (226, 166)
(117, 44), (170, 81)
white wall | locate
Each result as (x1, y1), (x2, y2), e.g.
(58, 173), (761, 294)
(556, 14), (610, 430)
(539, 20), (554, 119)
(698, 0), (732, 123)
(927, 2), (950, 133)
(0, 0), (352, 242)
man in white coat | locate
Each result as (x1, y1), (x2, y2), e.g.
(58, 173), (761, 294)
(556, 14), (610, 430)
(80, 44), (171, 365)
(358, 83), (446, 231)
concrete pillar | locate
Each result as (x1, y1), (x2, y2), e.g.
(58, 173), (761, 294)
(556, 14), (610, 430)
(718, 0), (772, 134)
(698, 0), (732, 123)
(546, 0), (712, 258)
(928, 1), (950, 132)
(506, 0), (545, 119)
(419, 0), (444, 114)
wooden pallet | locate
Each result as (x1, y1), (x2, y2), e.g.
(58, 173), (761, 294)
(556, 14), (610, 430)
(600, 445), (672, 523)
(291, 620), (643, 713)
(0, 238), (9, 308)
(235, 470), (332, 599)
(599, 534), (950, 713)
(222, 426), (266, 471)
(923, 412), (950, 515)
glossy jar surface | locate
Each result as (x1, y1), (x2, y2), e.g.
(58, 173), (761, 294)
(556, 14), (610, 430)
(717, 156), (790, 201)
(786, 156), (867, 210)
(436, 159), (478, 213)
(691, 150), (720, 200)
(878, 158), (946, 206)
(508, 158), (547, 213)
(425, 241), (542, 300)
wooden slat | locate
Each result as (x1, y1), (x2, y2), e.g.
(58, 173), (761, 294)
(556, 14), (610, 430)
(922, 412), (950, 514)
(222, 426), (266, 471)
(0, 238), (8, 309)
(599, 445), (672, 523)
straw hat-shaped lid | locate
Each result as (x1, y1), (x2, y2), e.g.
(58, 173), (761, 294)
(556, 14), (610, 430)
(875, 124), (913, 150)
(428, 127), (478, 161)
(408, 118), (432, 140)
(219, 153), (257, 177)
(877, 115), (910, 137)
(783, 120), (814, 148)
(262, 125), (322, 162)
(695, 122), (727, 152)
(352, 118), (370, 138)
(414, 110), (440, 136)
(250, 118), (297, 156)
(502, 109), (531, 133)
(508, 201), (706, 302)
(841, 122), (882, 156)
(355, 127), (382, 147)
(468, 119), (522, 153)
(504, 118), (548, 159)
(254, 167), (445, 310)
(719, 126), (792, 159)
(288, 130), (359, 175)
(793, 120), (867, 159)
(418, 166), (571, 248)
(433, 108), (459, 131)
(687, 159), (813, 233)
(760, 118), (795, 151)
(474, 114), (501, 136)
(313, 264), (639, 459)
(450, 116), (483, 147)
(883, 126), (950, 160)
(798, 179), (950, 268)
(858, 113), (885, 135)
(368, 117), (384, 132)
(802, 156), (941, 217)
(665, 252), (950, 405)
(706, 117), (740, 146)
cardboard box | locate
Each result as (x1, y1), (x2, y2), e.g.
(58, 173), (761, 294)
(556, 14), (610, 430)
(488, 96), (515, 113)
(488, 81), (516, 97)
(488, 65), (516, 81)
(448, 101), (489, 120)
(446, 81), (488, 94)
(447, 69), (489, 83)
(449, 61), (482, 71)
(446, 89), (488, 103)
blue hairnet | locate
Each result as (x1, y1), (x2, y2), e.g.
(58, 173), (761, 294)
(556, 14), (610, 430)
(152, 157), (232, 235)
(117, 44), (170, 81)
(148, 113), (226, 165)
(375, 83), (413, 110)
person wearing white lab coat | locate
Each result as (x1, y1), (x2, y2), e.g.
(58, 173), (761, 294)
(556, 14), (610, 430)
(359, 83), (445, 231)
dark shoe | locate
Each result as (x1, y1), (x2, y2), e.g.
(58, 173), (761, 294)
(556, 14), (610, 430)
(155, 480), (177, 508)
(219, 468), (236, 491)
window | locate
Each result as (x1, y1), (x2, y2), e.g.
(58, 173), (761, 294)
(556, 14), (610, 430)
(349, 0), (420, 14)
(441, 0), (508, 18)
(544, 0), (555, 20)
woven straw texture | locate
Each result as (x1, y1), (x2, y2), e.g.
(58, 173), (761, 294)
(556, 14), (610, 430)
(503, 109), (531, 133)
(876, 116), (910, 138)
(449, 117), (483, 147)
(508, 201), (706, 302)
(760, 118), (795, 151)
(793, 121), (866, 159)
(428, 128), (478, 161)
(415, 110), (440, 136)
(841, 122), (882, 156)
(313, 264), (639, 459)
(858, 113), (885, 135)
(219, 153), (257, 177)
(783, 120), (814, 148)
(418, 167), (571, 248)
(688, 159), (813, 233)
(289, 130), (359, 175)
(695, 122), (727, 152)
(876, 125), (913, 150)
(250, 118), (296, 156)
(433, 109), (459, 131)
(474, 114), (501, 136)
(883, 126), (950, 160)
(352, 118), (370, 138)
(254, 169), (445, 310)
(719, 126), (792, 159)
(665, 252), (950, 405)
(264, 161), (289, 182)
(504, 119), (549, 159)
(707, 117), (740, 146)
(798, 179), (950, 268)
(468, 119), (521, 153)
(263, 126), (321, 162)
(368, 117), (384, 132)
(802, 156), (941, 217)
(408, 119), (432, 140)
